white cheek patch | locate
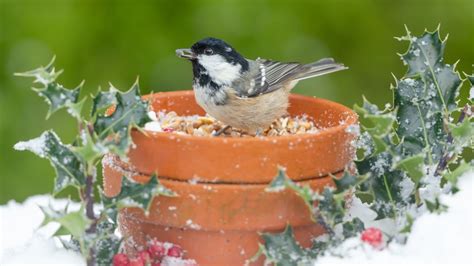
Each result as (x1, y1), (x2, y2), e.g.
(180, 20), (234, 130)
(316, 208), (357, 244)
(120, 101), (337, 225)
(198, 54), (241, 85)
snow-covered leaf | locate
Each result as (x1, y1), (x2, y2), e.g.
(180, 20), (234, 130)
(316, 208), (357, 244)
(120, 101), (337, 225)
(394, 77), (445, 161)
(93, 81), (151, 158)
(94, 219), (121, 265)
(354, 97), (396, 137)
(398, 27), (462, 113)
(448, 119), (474, 150)
(333, 171), (359, 193)
(394, 154), (425, 184)
(443, 161), (473, 186)
(259, 225), (311, 265)
(14, 131), (87, 193)
(342, 217), (365, 238)
(15, 58), (84, 119)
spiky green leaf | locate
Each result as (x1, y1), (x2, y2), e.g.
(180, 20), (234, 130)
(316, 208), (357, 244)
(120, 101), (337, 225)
(14, 131), (86, 192)
(260, 225), (312, 266)
(91, 86), (118, 117)
(332, 171), (358, 193)
(101, 175), (176, 221)
(15, 58), (84, 119)
(266, 168), (317, 217)
(342, 218), (365, 238)
(443, 161), (473, 185)
(398, 28), (462, 113)
(394, 154), (425, 184)
(93, 81), (151, 158)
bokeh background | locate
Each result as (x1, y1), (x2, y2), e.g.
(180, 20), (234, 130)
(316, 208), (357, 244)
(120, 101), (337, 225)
(1, 0), (473, 203)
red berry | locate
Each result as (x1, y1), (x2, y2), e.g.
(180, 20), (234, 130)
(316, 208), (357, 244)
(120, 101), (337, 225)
(113, 253), (130, 266)
(163, 127), (174, 133)
(167, 245), (183, 258)
(129, 257), (144, 266)
(151, 263), (161, 266)
(137, 250), (151, 263)
(147, 242), (166, 260)
(361, 227), (383, 248)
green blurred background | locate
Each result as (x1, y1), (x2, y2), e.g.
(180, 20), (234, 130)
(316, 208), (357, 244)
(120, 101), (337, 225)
(0, 0), (473, 204)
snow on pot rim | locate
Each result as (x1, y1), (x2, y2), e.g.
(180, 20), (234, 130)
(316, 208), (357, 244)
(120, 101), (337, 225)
(126, 90), (358, 183)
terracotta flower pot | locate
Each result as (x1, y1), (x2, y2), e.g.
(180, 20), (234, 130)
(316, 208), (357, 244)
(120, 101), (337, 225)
(102, 91), (358, 265)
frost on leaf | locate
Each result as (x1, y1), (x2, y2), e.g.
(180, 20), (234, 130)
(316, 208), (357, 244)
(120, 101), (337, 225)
(395, 28), (463, 160)
(15, 57), (84, 119)
(93, 81), (151, 158)
(14, 130), (86, 193)
(398, 28), (462, 113)
(258, 225), (311, 265)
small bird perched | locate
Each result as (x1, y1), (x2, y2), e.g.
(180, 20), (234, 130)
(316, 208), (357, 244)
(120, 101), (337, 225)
(176, 37), (347, 135)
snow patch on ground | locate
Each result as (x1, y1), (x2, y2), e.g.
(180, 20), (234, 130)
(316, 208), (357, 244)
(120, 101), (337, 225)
(0, 196), (84, 265)
(318, 171), (474, 265)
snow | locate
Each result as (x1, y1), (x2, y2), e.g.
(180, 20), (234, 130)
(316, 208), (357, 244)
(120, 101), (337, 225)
(1, 172), (472, 265)
(317, 171), (474, 265)
(13, 133), (49, 158)
(0, 196), (84, 265)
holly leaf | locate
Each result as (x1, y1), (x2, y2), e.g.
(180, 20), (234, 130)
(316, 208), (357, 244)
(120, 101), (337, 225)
(14, 130), (87, 193)
(394, 153), (425, 185)
(260, 225), (311, 265)
(394, 76), (446, 160)
(91, 86), (118, 117)
(354, 97), (396, 137)
(93, 81), (151, 158)
(15, 58), (84, 119)
(101, 175), (176, 221)
(443, 160), (473, 186)
(394, 27), (464, 161)
(342, 218), (365, 238)
(467, 74), (474, 101)
(332, 171), (359, 193)
(39, 204), (90, 250)
(266, 168), (318, 217)
(448, 119), (474, 152)
(95, 219), (121, 265)
(397, 27), (463, 113)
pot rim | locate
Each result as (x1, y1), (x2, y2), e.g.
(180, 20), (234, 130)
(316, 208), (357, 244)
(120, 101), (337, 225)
(140, 91), (358, 143)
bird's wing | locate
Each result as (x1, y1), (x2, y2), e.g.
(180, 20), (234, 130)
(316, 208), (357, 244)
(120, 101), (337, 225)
(234, 59), (303, 98)
(233, 58), (346, 98)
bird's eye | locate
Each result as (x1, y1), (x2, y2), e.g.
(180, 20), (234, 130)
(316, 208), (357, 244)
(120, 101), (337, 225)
(204, 48), (214, 55)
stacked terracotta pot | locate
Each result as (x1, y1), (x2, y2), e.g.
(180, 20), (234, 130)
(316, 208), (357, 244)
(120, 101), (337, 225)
(102, 91), (358, 265)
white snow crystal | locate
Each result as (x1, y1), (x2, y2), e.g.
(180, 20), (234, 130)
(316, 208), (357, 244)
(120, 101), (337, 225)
(399, 177), (415, 200)
(404, 78), (415, 86)
(13, 133), (49, 157)
(147, 110), (158, 121)
(144, 121), (162, 132)
(412, 49), (420, 57)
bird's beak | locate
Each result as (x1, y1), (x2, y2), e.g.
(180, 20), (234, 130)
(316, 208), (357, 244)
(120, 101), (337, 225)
(176, 48), (196, 60)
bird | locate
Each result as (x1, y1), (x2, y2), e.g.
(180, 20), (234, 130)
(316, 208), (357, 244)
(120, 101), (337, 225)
(176, 37), (347, 135)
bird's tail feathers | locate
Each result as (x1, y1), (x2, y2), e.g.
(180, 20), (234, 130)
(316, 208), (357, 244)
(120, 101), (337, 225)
(295, 58), (347, 81)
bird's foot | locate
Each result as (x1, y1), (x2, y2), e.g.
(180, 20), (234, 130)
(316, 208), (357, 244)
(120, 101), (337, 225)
(212, 125), (231, 136)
